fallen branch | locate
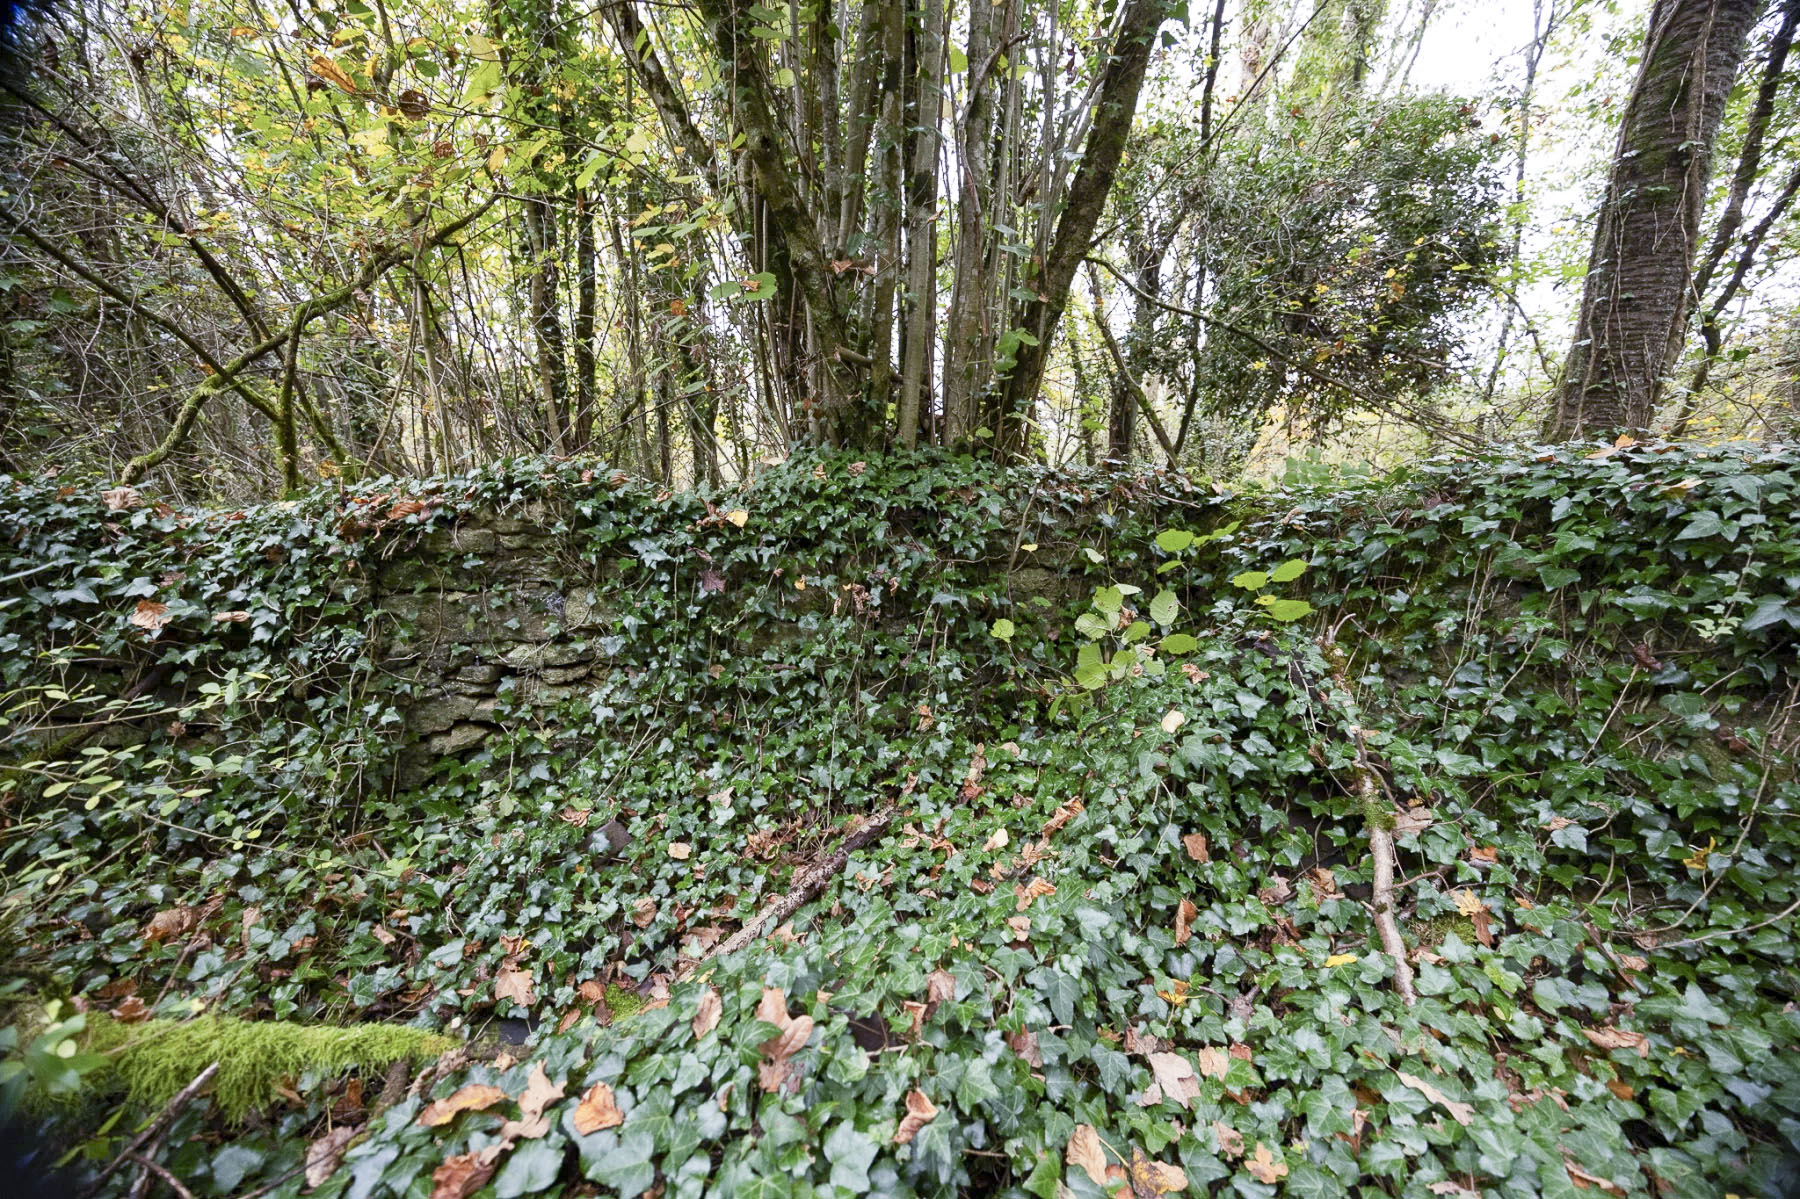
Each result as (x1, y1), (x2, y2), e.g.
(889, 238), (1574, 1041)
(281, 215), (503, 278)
(125, 1153), (198, 1199)
(82, 1062), (220, 1198)
(681, 806), (897, 978)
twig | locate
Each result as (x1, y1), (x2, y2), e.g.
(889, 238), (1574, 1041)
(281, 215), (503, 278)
(81, 1062), (220, 1198)
(124, 1153), (198, 1199)
(679, 806), (897, 976)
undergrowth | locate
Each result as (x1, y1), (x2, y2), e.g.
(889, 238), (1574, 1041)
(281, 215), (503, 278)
(1, 443), (1797, 1197)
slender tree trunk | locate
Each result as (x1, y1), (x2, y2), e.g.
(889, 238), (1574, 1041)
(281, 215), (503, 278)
(994, 0), (1166, 455)
(574, 189), (598, 453)
(942, 0), (998, 442)
(898, 0), (944, 447)
(1549, 0), (1763, 440)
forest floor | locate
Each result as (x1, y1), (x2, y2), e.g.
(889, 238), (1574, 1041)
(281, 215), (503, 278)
(2, 444), (1798, 1198)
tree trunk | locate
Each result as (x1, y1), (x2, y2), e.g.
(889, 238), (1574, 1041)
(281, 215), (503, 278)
(1549, 0), (1763, 440)
(994, 0), (1166, 455)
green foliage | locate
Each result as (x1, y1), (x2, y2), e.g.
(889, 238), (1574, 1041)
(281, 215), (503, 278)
(3, 443), (1799, 1196)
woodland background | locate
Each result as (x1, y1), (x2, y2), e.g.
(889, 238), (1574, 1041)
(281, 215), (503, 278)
(0, 0), (1796, 495)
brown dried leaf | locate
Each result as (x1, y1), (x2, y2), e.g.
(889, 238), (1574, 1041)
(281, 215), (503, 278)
(113, 994), (150, 1023)
(102, 486), (142, 511)
(1014, 877), (1055, 910)
(1245, 1143), (1288, 1184)
(515, 1061), (564, 1121)
(142, 905), (198, 944)
(1128, 1147), (1188, 1196)
(1007, 1027), (1042, 1067)
(494, 964), (537, 1008)
(212, 610), (251, 623)
(309, 53), (358, 94)
(130, 599), (171, 633)
(925, 969), (956, 1005)
(1393, 806), (1434, 836)
(1146, 1052), (1201, 1110)
(1194, 1046), (1230, 1080)
(305, 1124), (360, 1188)
(1181, 832), (1210, 863)
(429, 1147), (502, 1199)
(893, 1088), (937, 1145)
(571, 1081), (624, 1133)
(668, 842), (692, 860)
(1396, 1071), (1475, 1125)
(417, 1083), (507, 1127)
(632, 898), (658, 928)
(1174, 897), (1197, 947)
(691, 987), (723, 1040)
(1581, 1027), (1649, 1058)
(1065, 1124), (1108, 1186)
(1212, 1120), (1245, 1158)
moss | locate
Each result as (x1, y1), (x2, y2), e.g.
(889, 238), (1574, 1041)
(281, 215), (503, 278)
(605, 984), (645, 1023)
(79, 1013), (453, 1121)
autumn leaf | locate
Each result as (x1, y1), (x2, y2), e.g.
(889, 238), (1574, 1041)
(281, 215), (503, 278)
(130, 599), (171, 633)
(632, 898), (657, 928)
(494, 964), (537, 1008)
(498, 1062), (563, 1141)
(1146, 1052), (1200, 1109)
(668, 841), (692, 860)
(309, 53), (358, 94)
(692, 987), (722, 1039)
(1015, 877), (1055, 910)
(212, 610), (251, 623)
(142, 905), (198, 944)
(893, 1088), (937, 1145)
(418, 1083), (507, 1127)
(755, 987), (814, 1093)
(304, 1124), (359, 1188)
(1393, 806), (1434, 835)
(1324, 952), (1358, 968)
(1128, 1147), (1188, 1196)
(571, 1082), (624, 1133)
(113, 994), (150, 1023)
(1181, 832), (1210, 863)
(925, 969), (956, 1006)
(1155, 979), (1190, 1006)
(1065, 1124), (1108, 1186)
(1174, 897), (1197, 946)
(982, 826), (1009, 852)
(1451, 889), (1484, 916)
(1582, 1026), (1649, 1058)
(725, 509), (748, 527)
(1396, 1071), (1475, 1125)
(1160, 709), (1185, 734)
(1193, 1046), (1230, 1079)
(1245, 1142), (1288, 1184)
(102, 486), (142, 511)
(429, 1147), (503, 1199)
(1008, 1027), (1042, 1067)
(1211, 1120), (1245, 1159)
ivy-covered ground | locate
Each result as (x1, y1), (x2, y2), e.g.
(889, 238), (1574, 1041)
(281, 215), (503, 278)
(2, 444), (1797, 1198)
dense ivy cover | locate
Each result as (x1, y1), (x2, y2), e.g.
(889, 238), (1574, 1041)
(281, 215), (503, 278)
(2, 444), (1797, 1197)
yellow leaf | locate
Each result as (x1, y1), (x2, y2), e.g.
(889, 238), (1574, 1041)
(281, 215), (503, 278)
(1160, 709), (1185, 734)
(1324, 953), (1358, 968)
(1156, 979), (1191, 1006)
(1451, 889), (1483, 917)
(726, 509), (748, 527)
(308, 53), (357, 94)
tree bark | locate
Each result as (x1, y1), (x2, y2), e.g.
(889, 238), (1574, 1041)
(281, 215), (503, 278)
(1549, 0), (1763, 440)
(994, 0), (1166, 456)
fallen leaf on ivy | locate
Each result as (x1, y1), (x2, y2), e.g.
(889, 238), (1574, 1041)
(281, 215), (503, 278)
(692, 987), (722, 1039)
(1194, 1046), (1230, 1079)
(1181, 832), (1209, 862)
(418, 1083), (507, 1127)
(1212, 1121), (1245, 1158)
(212, 610), (251, 623)
(514, 1062), (563, 1121)
(142, 906), (198, 944)
(1007, 915), (1031, 941)
(1605, 1079), (1635, 1101)
(1427, 1183), (1478, 1198)
(571, 1082), (624, 1133)
(1452, 889), (1483, 916)
(755, 987), (814, 1092)
(1564, 1158), (1626, 1195)
(1257, 874), (1292, 904)
(1128, 1147), (1188, 1196)
(1393, 806), (1434, 835)
(1065, 1123), (1107, 1185)
(925, 969), (955, 1005)
(1015, 877), (1055, 910)
(429, 1146), (502, 1199)
(1146, 1052), (1200, 1109)
(1245, 1142), (1287, 1184)
(114, 994), (149, 1023)
(1160, 709), (1185, 734)
(1397, 1072), (1474, 1125)
(893, 1088), (936, 1144)
(102, 486), (142, 511)
(494, 964), (536, 1008)
(725, 509), (748, 527)
(1156, 979), (1190, 1006)
(1324, 952), (1358, 968)
(1041, 798), (1084, 836)
(304, 1124), (359, 1188)
(1581, 1026), (1649, 1058)
(668, 842), (692, 860)
(632, 898), (657, 928)
(130, 599), (171, 633)
(982, 827), (1009, 852)
(1008, 1027), (1042, 1067)
(1469, 846), (1499, 865)
(1174, 898), (1197, 946)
